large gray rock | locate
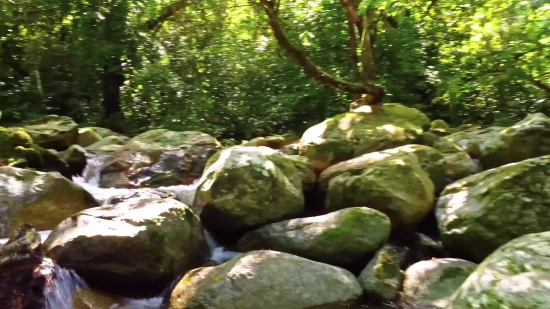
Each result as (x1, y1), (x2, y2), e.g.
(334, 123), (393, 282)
(195, 146), (304, 234)
(12, 115), (78, 150)
(445, 232), (550, 309)
(100, 129), (221, 188)
(43, 198), (208, 286)
(299, 103), (429, 173)
(322, 150), (435, 233)
(165, 250), (363, 309)
(0, 166), (98, 237)
(436, 155), (550, 262)
(235, 207), (391, 267)
(401, 258), (477, 308)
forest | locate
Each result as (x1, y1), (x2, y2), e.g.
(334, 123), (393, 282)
(1, 0), (549, 140)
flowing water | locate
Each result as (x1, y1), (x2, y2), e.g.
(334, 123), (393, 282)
(2, 155), (400, 309)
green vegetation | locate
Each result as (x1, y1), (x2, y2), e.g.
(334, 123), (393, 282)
(1, 0), (549, 139)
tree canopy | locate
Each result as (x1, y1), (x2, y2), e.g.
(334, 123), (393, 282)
(1, 0), (549, 139)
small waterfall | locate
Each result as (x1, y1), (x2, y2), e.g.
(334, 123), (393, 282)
(204, 229), (241, 263)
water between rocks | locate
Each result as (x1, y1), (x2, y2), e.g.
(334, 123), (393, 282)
(1, 156), (398, 309)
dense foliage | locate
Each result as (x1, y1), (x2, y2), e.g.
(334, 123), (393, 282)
(1, 0), (549, 139)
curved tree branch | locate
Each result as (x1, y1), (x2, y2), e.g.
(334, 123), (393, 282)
(145, 0), (189, 31)
(259, 0), (383, 96)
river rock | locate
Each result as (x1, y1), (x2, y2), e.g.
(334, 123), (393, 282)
(85, 135), (129, 154)
(358, 244), (407, 302)
(166, 250), (363, 309)
(400, 258), (477, 308)
(78, 127), (124, 147)
(235, 207), (390, 267)
(443, 126), (501, 159)
(478, 113), (550, 169)
(436, 155), (550, 262)
(195, 146), (304, 234)
(322, 150), (434, 233)
(422, 132), (474, 180)
(99, 129), (222, 188)
(244, 133), (298, 149)
(0, 224), (44, 309)
(429, 119), (451, 136)
(77, 128), (103, 147)
(59, 144), (88, 176)
(445, 232), (550, 308)
(0, 166), (98, 237)
(299, 103), (429, 173)
(43, 198), (208, 287)
(11, 115), (78, 150)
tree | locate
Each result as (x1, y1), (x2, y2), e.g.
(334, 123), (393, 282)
(258, 0), (384, 105)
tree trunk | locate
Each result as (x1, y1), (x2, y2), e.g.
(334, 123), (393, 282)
(102, 61), (124, 119)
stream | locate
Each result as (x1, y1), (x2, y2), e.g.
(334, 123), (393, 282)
(1, 156), (400, 309)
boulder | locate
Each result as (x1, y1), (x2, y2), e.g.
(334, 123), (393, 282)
(400, 258), (476, 308)
(436, 155), (550, 262)
(165, 250), (363, 309)
(84, 127), (124, 138)
(0, 167), (98, 237)
(429, 119), (451, 136)
(445, 232), (550, 308)
(243, 133), (297, 149)
(85, 135), (129, 154)
(0, 224), (48, 309)
(358, 244), (407, 302)
(195, 146), (304, 234)
(443, 126), (501, 159)
(478, 113), (550, 169)
(235, 207), (391, 267)
(320, 144), (445, 192)
(321, 150), (435, 233)
(422, 132), (474, 180)
(77, 128), (103, 147)
(299, 103), (428, 173)
(59, 144), (87, 176)
(99, 129), (221, 188)
(11, 115), (78, 150)
(43, 198), (208, 287)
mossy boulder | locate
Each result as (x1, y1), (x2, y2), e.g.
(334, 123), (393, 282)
(99, 129), (222, 188)
(478, 113), (550, 169)
(401, 258), (477, 308)
(358, 244), (407, 302)
(320, 149), (435, 233)
(436, 155), (550, 262)
(84, 127), (124, 138)
(444, 126), (502, 158)
(284, 155), (316, 193)
(85, 135), (129, 154)
(43, 198), (208, 287)
(77, 128), (103, 147)
(320, 144), (445, 192)
(165, 250), (363, 309)
(0, 166), (98, 237)
(423, 132), (474, 180)
(244, 133), (298, 149)
(429, 119), (451, 136)
(299, 103), (429, 173)
(195, 146), (304, 234)
(58, 144), (87, 176)
(11, 115), (78, 150)
(445, 232), (550, 309)
(235, 207), (390, 267)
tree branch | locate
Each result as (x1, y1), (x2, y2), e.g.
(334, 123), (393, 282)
(145, 0), (189, 31)
(259, 0), (383, 96)
(339, 0), (363, 38)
